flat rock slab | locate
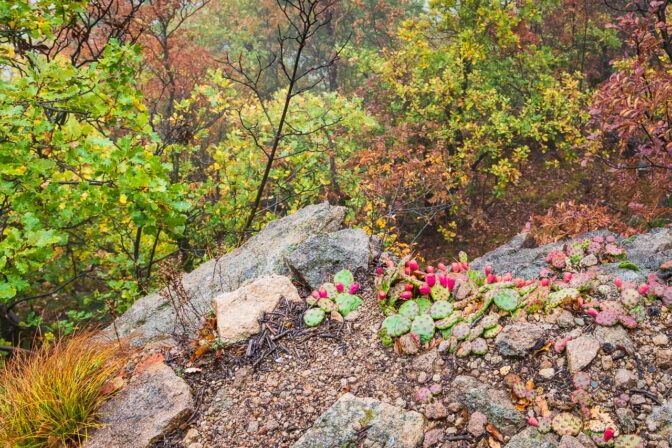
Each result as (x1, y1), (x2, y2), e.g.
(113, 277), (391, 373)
(213, 275), (301, 344)
(450, 375), (525, 437)
(566, 335), (600, 373)
(495, 323), (547, 357)
(108, 202), (346, 345)
(286, 228), (377, 289)
(84, 361), (193, 448)
(293, 393), (424, 448)
(505, 427), (559, 448)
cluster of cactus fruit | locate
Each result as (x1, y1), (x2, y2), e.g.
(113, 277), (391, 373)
(545, 235), (626, 272)
(303, 269), (363, 327)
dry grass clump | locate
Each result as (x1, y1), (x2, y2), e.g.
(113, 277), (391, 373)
(0, 334), (124, 448)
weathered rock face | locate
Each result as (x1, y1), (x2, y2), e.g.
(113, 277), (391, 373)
(565, 335), (600, 373)
(108, 203), (350, 345)
(505, 427), (559, 448)
(449, 375), (525, 437)
(84, 361), (193, 448)
(472, 228), (672, 282)
(286, 228), (379, 289)
(213, 275), (301, 344)
(292, 393), (424, 448)
(646, 399), (672, 444)
(495, 323), (547, 357)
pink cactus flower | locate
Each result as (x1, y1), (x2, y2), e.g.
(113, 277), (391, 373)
(426, 274), (436, 287)
(335, 282), (344, 293)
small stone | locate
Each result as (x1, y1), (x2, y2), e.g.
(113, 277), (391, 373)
(614, 369), (637, 388)
(247, 419), (259, 433)
(566, 335), (600, 373)
(616, 407), (636, 433)
(653, 334), (669, 346)
(559, 435), (585, 448)
(500, 365), (512, 376)
(425, 401), (447, 420)
(539, 368), (555, 379)
(467, 411), (488, 436)
(557, 310), (575, 329)
(495, 324), (546, 357)
(657, 349), (672, 368)
(423, 428), (444, 448)
(417, 372), (428, 384)
(438, 340), (451, 353)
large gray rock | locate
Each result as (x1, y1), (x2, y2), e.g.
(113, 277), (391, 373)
(213, 275), (301, 344)
(647, 399), (672, 444)
(286, 228), (378, 289)
(293, 393), (424, 448)
(449, 375), (525, 437)
(505, 427), (559, 448)
(108, 203), (347, 345)
(84, 361), (193, 448)
(495, 323), (547, 357)
(472, 228), (672, 281)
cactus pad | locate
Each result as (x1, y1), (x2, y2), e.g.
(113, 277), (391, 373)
(318, 298), (337, 313)
(537, 417), (552, 434)
(614, 435), (644, 448)
(468, 324), (484, 341)
(416, 297), (432, 315)
(452, 322), (470, 340)
(547, 288), (579, 308)
(306, 296), (317, 307)
(411, 314), (436, 343)
(621, 288), (640, 308)
(333, 270), (355, 288)
(619, 314), (638, 329)
(431, 284), (452, 302)
(304, 308), (326, 327)
(481, 314), (499, 329)
(334, 293), (363, 317)
(399, 300), (420, 320)
(322, 282), (338, 297)
(456, 341), (472, 357)
(595, 310), (619, 326)
(551, 412), (582, 436)
(483, 324), (502, 339)
(435, 312), (463, 330)
(381, 314), (412, 337)
(430, 300), (454, 319)
(471, 337), (488, 355)
(493, 288), (520, 312)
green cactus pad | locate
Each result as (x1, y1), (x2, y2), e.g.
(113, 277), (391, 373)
(410, 314), (435, 343)
(547, 288), (579, 308)
(318, 298), (337, 312)
(399, 300), (420, 320)
(493, 289), (520, 312)
(304, 308), (326, 327)
(551, 412), (582, 436)
(483, 324), (502, 339)
(468, 324), (484, 341)
(306, 296), (317, 307)
(381, 314), (412, 337)
(322, 282), (338, 297)
(430, 300), (454, 319)
(334, 293), (363, 317)
(452, 322), (470, 340)
(416, 298), (432, 315)
(333, 270), (355, 288)
(621, 288), (640, 308)
(435, 312), (463, 329)
(378, 327), (393, 347)
(430, 284), (452, 302)
(456, 341), (472, 357)
(614, 435), (644, 448)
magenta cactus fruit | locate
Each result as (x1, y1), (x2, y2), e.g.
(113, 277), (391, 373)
(335, 282), (345, 293)
(563, 272), (573, 283)
(437, 262), (447, 271)
(419, 283), (431, 295)
(486, 274), (497, 284)
(400, 291), (413, 300)
(426, 274), (436, 287)
(451, 262), (461, 273)
(408, 259), (419, 271)
(318, 287), (328, 298)
(541, 278), (550, 287)
(528, 416), (539, 427)
(311, 290), (320, 300)
(614, 277), (623, 288)
(638, 283), (649, 295)
(551, 412), (582, 436)
(447, 277), (456, 291)
(485, 265), (492, 275)
(426, 266), (435, 274)
(348, 282), (360, 294)
(438, 274), (448, 288)
(378, 290), (387, 301)
(587, 308), (599, 317)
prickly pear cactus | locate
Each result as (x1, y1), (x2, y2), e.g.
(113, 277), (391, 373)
(318, 298), (337, 313)
(481, 314), (499, 329)
(512, 382), (527, 398)
(614, 435), (644, 448)
(334, 293), (363, 317)
(551, 412), (582, 436)
(306, 296), (317, 307)
(452, 322), (470, 340)
(430, 300), (453, 319)
(430, 284), (451, 302)
(537, 417), (552, 434)
(435, 312), (462, 330)
(304, 308), (326, 327)
(411, 314), (435, 343)
(483, 324), (502, 339)
(456, 341), (472, 357)
(333, 270), (355, 288)
(416, 298), (432, 315)
(619, 314), (637, 329)
(399, 300), (420, 320)
(471, 337), (488, 355)
(596, 310), (619, 326)
(493, 288), (520, 312)
(621, 288), (640, 308)
(382, 314), (412, 337)
(468, 324), (483, 341)
(322, 282), (338, 298)
(547, 288), (579, 308)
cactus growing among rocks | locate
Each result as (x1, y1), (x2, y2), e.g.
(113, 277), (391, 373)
(430, 300), (453, 319)
(456, 341), (472, 357)
(614, 435), (644, 448)
(596, 310), (620, 326)
(382, 314), (412, 337)
(399, 300), (420, 320)
(537, 417), (552, 434)
(452, 322), (470, 340)
(304, 308), (326, 327)
(483, 324), (502, 338)
(318, 298), (337, 313)
(411, 314), (435, 343)
(493, 288), (520, 312)
(471, 337), (488, 355)
(481, 314), (499, 329)
(551, 412), (582, 436)
(621, 288), (640, 308)
(435, 312), (463, 330)
(334, 293), (363, 317)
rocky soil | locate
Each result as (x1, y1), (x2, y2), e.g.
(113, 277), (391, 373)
(85, 204), (672, 448)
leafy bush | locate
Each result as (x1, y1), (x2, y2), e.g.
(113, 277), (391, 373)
(0, 335), (123, 447)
